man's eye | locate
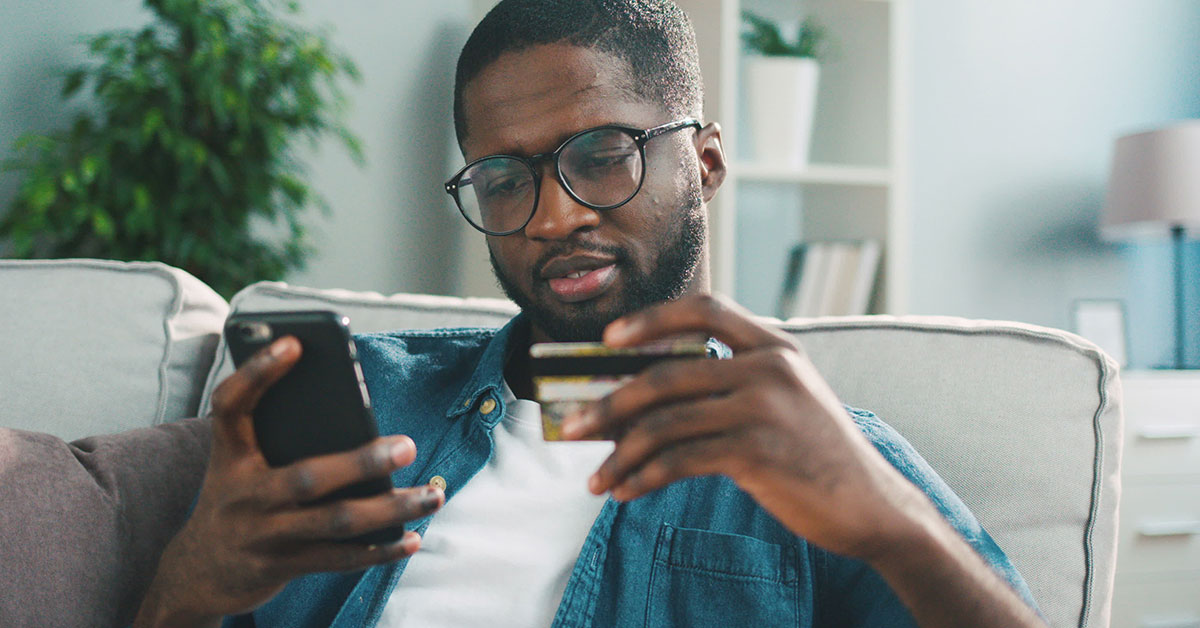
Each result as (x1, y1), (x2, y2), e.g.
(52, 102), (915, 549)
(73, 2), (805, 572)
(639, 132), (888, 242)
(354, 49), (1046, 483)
(483, 175), (529, 197)
(579, 151), (635, 170)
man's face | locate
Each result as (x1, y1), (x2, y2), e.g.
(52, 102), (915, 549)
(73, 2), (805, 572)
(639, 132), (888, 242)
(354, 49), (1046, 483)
(459, 43), (718, 342)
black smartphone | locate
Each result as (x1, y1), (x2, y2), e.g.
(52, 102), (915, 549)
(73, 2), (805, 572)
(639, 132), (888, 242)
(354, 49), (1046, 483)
(224, 310), (402, 544)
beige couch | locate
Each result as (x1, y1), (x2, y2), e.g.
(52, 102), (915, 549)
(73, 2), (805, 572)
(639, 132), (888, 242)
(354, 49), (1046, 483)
(0, 259), (1123, 627)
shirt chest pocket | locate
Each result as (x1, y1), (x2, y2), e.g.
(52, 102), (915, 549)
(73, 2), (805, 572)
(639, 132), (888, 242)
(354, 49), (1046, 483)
(644, 524), (805, 628)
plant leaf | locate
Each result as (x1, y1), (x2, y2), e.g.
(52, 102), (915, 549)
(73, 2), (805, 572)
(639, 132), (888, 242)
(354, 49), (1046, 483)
(1, 0), (362, 298)
(91, 209), (116, 241)
(62, 69), (87, 98)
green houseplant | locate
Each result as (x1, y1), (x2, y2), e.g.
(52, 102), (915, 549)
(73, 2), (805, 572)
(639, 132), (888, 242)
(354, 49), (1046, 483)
(742, 11), (828, 60)
(740, 11), (829, 167)
(0, 0), (361, 298)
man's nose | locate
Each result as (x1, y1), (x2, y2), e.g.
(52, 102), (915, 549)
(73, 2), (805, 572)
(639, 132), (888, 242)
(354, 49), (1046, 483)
(522, 172), (601, 240)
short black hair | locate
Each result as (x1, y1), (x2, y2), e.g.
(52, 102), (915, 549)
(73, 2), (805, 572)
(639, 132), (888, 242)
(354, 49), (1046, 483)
(453, 0), (703, 144)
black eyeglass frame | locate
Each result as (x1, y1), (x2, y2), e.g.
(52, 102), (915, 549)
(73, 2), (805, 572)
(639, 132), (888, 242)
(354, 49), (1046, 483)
(444, 117), (702, 236)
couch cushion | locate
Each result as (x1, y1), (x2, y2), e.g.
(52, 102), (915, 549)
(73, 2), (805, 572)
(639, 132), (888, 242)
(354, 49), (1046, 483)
(0, 418), (211, 627)
(197, 281), (518, 417)
(781, 315), (1122, 628)
(0, 259), (229, 441)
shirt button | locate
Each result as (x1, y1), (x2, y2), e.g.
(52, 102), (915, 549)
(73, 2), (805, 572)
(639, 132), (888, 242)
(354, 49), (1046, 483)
(479, 398), (498, 415)
(429, 475), (447, 491)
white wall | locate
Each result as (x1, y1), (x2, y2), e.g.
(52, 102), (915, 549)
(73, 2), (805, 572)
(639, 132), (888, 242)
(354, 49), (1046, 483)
(284, 1), (483, 297)
(5, 1), (1199, 365)
(910, 0), (1200, 367)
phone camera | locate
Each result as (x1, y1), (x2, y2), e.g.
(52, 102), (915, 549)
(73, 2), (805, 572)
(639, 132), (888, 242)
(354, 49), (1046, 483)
(238, 322), (273, 342)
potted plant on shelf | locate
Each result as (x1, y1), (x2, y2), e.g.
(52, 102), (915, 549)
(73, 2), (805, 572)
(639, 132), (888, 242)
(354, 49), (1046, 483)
(0, 0), (361, 299)
(741, 11), (829, 167)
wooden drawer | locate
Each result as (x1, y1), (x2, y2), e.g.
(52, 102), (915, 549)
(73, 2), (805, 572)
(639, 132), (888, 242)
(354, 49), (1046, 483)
(1111, 575), (1200, 628)
(1117, 481), (1200, 574)
(1121, 374), (1200, 477)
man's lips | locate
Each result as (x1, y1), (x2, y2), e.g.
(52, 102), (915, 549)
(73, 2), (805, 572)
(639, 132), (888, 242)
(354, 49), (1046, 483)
(545, 264), (617, 302)
(539, 254), (618, 280)
(537, 254), (620, 303)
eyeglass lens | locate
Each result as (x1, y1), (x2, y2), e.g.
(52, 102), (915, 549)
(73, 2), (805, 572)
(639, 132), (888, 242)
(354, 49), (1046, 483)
(454, 127), (645, 234)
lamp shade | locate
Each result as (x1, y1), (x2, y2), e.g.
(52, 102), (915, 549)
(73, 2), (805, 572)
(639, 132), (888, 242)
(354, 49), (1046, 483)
(1102, 120), (1200, 240)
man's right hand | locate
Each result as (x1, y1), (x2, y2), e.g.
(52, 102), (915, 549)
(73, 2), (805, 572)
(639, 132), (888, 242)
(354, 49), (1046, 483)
(133, 336), (443, 628)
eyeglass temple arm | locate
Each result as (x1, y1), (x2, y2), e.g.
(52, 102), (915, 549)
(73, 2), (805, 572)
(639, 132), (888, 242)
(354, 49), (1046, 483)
(639, 118), (702, 142)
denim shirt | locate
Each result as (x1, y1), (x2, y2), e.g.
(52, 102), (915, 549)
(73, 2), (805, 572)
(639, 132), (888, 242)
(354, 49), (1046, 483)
(226, 314), (1036, 627)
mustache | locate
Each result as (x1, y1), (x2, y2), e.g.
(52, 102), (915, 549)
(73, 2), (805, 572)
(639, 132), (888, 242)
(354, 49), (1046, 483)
(531, 241), (629, 282)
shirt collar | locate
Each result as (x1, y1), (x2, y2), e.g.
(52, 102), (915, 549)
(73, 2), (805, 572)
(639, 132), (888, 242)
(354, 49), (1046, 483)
(446, 312), (528, 422)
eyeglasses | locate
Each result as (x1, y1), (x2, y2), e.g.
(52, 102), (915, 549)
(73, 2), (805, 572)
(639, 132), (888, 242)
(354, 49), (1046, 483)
(444, 118), (701, 236)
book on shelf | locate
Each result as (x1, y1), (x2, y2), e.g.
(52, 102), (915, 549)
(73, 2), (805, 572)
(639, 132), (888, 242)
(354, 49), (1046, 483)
(776, 240), (881, 319)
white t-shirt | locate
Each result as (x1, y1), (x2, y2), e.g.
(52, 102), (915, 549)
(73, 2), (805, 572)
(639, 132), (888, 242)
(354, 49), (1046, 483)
(376, 383), (613, 627)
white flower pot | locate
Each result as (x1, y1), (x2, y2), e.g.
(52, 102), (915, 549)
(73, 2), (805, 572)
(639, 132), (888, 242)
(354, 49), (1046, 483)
(744, 56), (820, 167)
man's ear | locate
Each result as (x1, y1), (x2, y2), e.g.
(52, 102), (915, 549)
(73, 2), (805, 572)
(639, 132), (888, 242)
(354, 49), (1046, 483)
(694, 122), (727, 202)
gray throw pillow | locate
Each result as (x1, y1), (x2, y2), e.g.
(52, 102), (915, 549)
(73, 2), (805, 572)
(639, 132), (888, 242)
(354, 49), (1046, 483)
(0, 418), (211, 628)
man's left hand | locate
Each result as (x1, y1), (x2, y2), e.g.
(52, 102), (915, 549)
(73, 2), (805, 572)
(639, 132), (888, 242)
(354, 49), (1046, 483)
(559, 293), (929, 562)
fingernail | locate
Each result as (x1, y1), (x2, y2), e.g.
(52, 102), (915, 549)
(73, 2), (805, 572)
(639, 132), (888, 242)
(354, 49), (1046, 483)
(422, 487), (443, 511)
(604, 319), (636, 344)
(587, 473), (602, 494)
(271, 336), (295, 358)
(401, 533), (421, 552)
(561, 409), (593, 439)
(560, 416), (580, 439)
(390, 438), (413, 466)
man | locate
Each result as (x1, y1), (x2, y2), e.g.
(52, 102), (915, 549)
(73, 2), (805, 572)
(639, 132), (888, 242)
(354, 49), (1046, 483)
(135, 1), (1046, 626)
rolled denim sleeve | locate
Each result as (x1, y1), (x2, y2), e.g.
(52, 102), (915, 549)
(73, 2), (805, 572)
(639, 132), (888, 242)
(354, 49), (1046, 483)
(813, 408), (1040, 627)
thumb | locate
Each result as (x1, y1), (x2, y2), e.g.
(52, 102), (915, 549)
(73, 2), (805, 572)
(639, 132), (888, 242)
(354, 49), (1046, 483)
(208, 336), (302, 461)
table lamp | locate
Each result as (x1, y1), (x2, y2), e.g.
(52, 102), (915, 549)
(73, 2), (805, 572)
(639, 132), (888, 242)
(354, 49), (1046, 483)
(1102, 120), (1200, 369)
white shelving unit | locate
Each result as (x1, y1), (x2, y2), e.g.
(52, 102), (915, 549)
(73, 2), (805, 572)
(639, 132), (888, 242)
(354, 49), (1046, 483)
(677, 0), (910, 315)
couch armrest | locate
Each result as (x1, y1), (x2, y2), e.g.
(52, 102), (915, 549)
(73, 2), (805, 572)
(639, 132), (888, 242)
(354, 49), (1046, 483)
(0, 418), (211, 627)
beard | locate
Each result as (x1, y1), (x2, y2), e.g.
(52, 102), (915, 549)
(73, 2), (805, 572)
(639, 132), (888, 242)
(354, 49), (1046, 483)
(489, 182), (706, 342)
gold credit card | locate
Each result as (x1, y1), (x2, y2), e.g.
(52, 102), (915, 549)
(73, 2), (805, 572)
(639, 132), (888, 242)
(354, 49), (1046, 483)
(531, 341), (711, 441)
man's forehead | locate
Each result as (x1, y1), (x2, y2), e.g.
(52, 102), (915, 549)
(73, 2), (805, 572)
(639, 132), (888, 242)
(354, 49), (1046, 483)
(459, 43), (661, 157)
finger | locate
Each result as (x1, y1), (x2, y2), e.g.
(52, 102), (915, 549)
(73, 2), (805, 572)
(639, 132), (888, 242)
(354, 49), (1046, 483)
(269, 485), (443, 542)
(562, 356), (743, 440)
(259, 435), (418, 507)
(608, 436), (732, 502)
(589, 395), (743, 495)
(208, 336), (301, 458)
(603, 293), (794, 352)
(271, 531), (423, 579)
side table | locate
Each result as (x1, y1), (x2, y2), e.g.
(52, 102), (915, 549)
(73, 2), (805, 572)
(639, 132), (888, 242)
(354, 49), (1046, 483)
(1110, 371), (1200, 628)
